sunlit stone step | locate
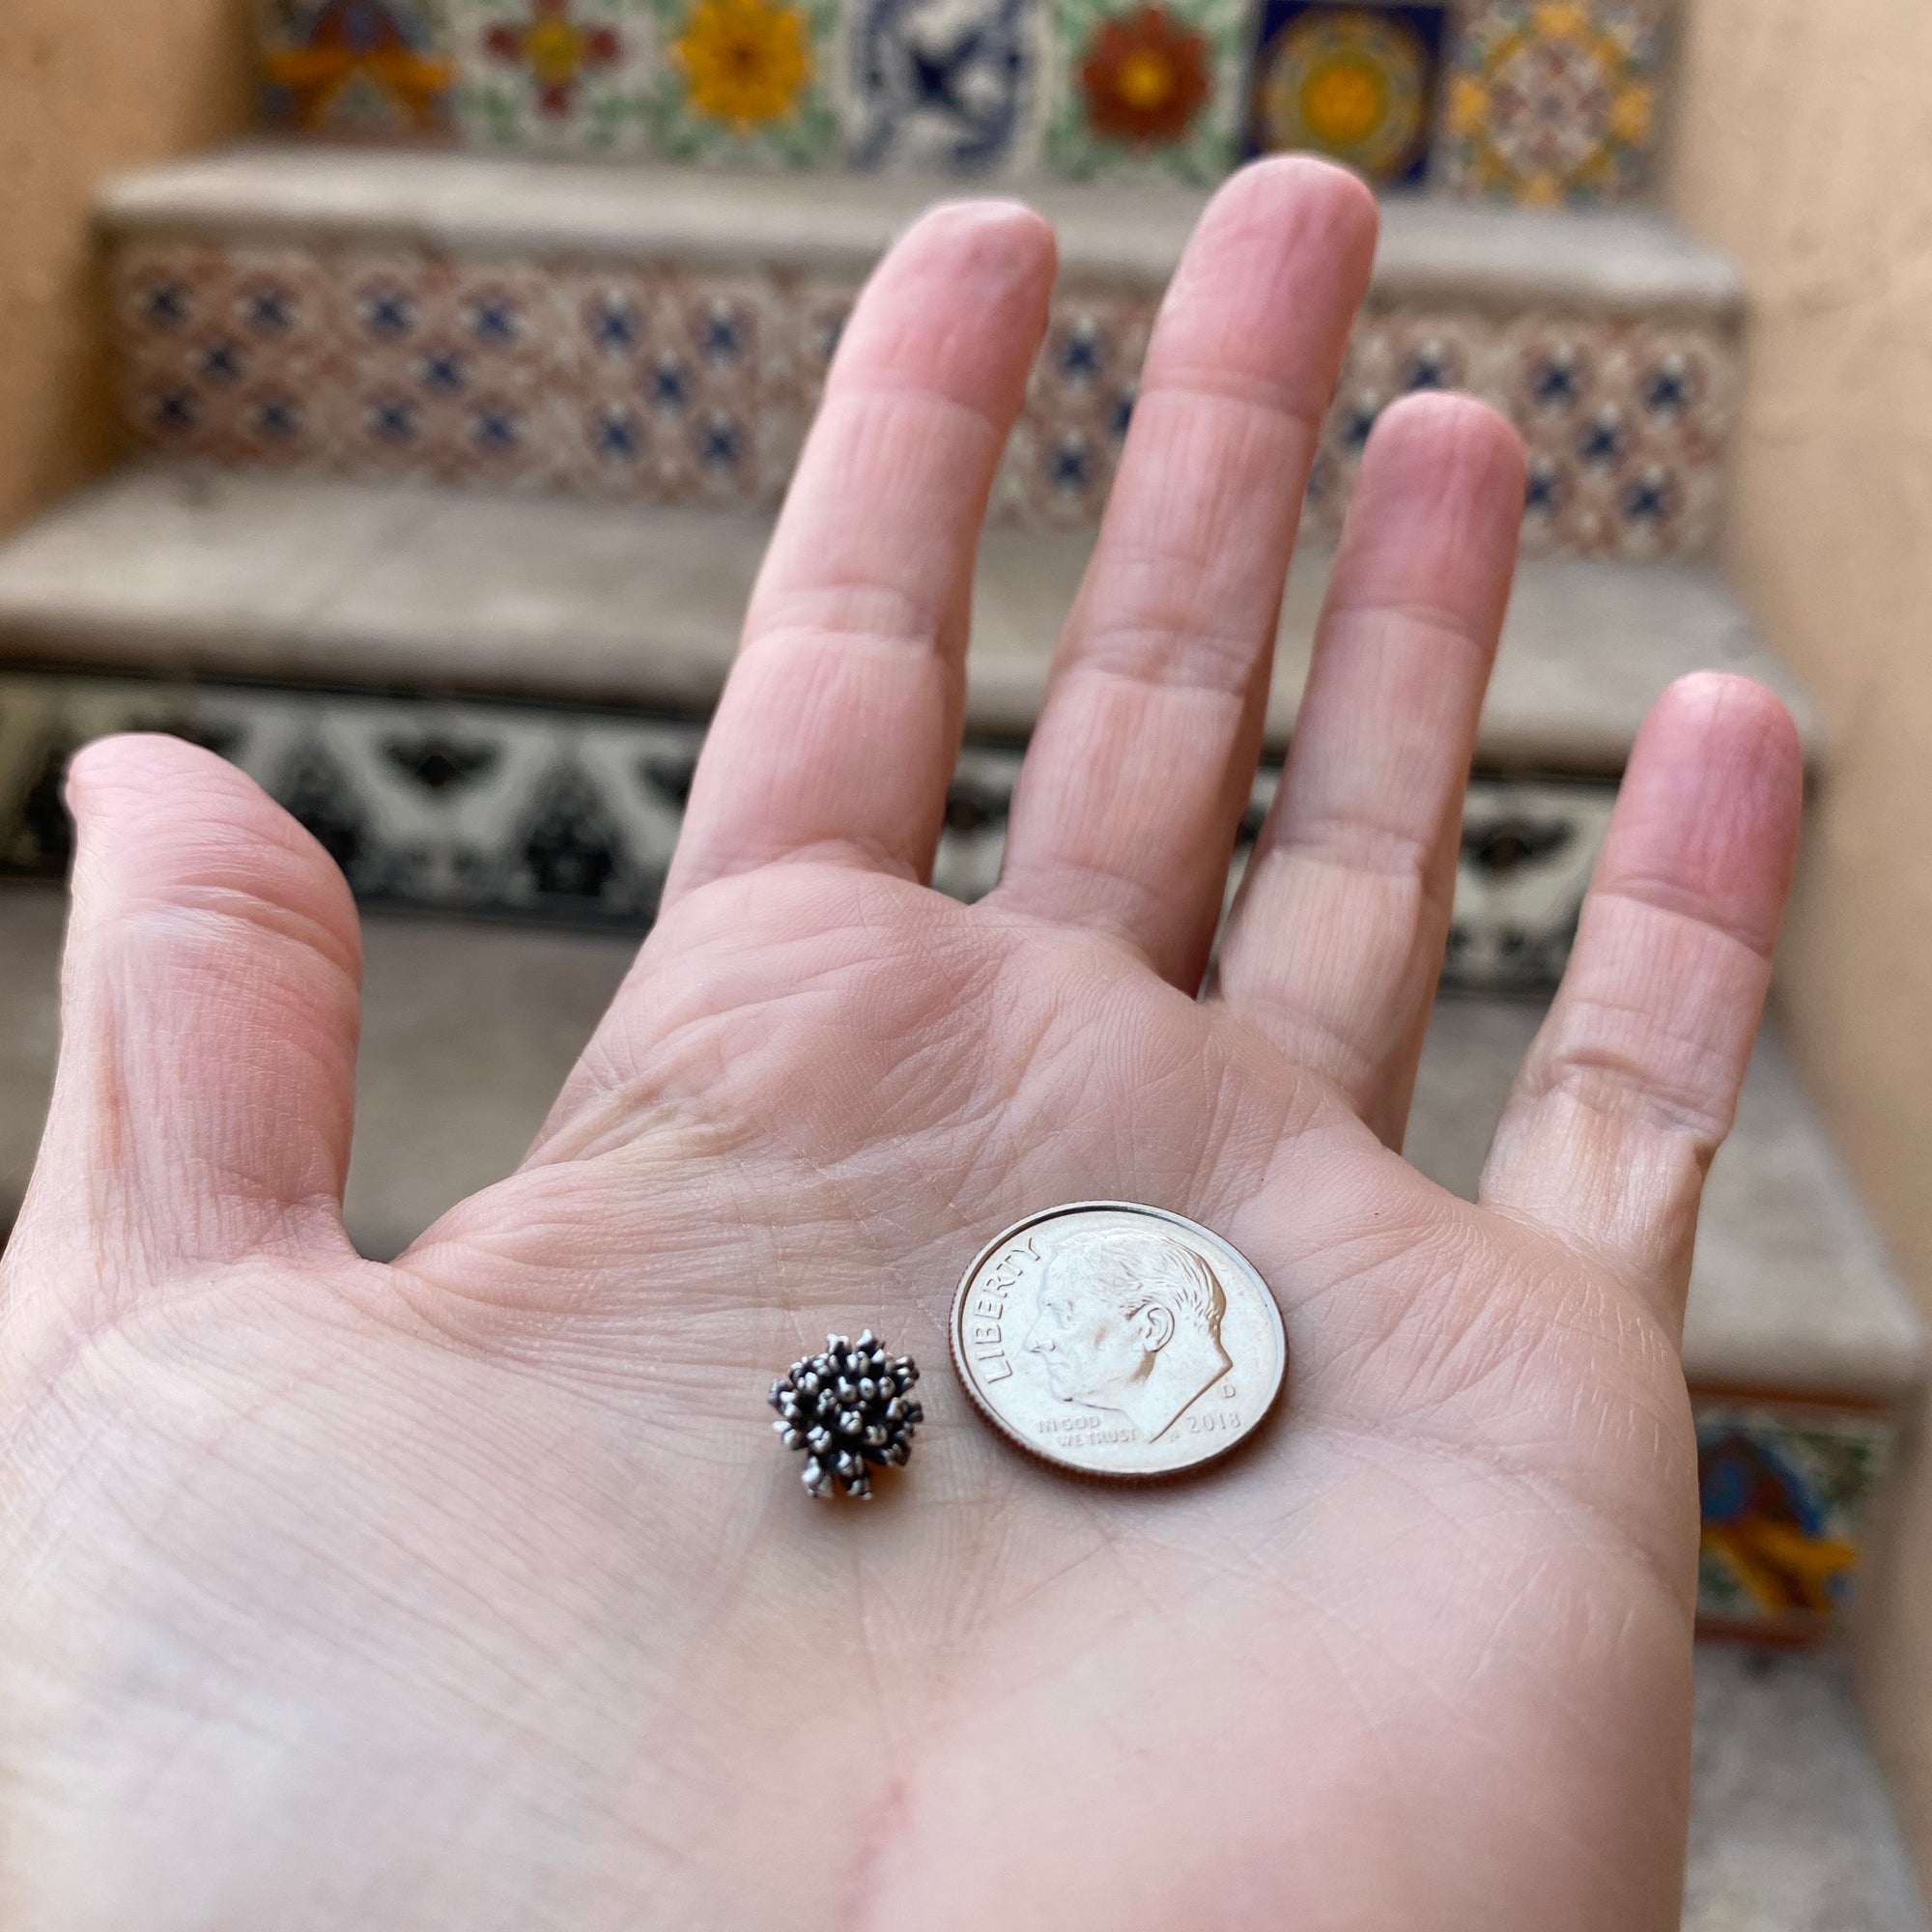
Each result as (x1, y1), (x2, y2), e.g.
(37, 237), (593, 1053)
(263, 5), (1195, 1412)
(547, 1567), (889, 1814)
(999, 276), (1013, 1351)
(0, 469), (1814, 769)
(0, 469), (1821, 998)
(1686, 1646), (1928, 1931)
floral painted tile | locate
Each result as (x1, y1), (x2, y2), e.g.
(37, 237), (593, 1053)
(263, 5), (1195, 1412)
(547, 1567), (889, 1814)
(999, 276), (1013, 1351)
(450, 0), (659, 155)
(1245, 0), (1446, 186)
(1435, 0), (1664, 205)
(1043, 0), (1244, 185)
(650, 0), (839, 166)
(257, 0), (456, 136)
(841, 0), (1041, 174)
(1599, 323), (1737, 457)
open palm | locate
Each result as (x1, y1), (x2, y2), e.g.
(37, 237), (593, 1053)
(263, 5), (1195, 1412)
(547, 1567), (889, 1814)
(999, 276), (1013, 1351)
(0, 160), (1801, 1931)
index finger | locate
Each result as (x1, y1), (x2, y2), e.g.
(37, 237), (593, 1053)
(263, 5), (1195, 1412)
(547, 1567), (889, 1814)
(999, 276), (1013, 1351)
(662, 201), (1056, 907)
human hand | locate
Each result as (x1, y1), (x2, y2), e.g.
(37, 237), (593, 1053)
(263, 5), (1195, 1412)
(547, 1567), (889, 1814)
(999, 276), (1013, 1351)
(0, 159), (1801, 1931)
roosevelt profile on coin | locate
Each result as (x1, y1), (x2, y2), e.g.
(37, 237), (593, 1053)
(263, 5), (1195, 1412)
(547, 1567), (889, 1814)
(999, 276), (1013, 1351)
(1021, 1226), (1233, 1442)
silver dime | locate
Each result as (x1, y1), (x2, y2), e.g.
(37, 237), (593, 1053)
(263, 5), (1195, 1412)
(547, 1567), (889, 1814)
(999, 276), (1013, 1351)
(950, 1203), (1287, 1480)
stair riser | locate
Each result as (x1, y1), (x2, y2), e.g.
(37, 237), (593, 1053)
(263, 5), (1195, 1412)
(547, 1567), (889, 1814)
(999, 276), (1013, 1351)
(111, 234), (1737, 557)
(0, 666), (1609, 995)
(256, 0), (1670, 210)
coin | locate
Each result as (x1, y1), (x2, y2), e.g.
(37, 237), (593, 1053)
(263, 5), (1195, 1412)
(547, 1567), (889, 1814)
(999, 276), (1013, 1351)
(950, 1202), (1287, 1480)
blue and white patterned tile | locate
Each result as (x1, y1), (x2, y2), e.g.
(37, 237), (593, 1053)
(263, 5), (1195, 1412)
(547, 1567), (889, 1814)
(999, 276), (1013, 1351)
(0, 666), (1618, 1000)
(840, 0), (1042, 175)
(115, 243), (345, 470)
(996, 294), (1151, 526)
(550, 269), (777, 502)
(1219, 770), (1613, 992)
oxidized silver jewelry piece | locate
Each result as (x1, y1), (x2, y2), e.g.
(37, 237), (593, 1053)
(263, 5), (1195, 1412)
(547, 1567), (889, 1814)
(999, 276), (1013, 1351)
(770, 1330), (923, 1500)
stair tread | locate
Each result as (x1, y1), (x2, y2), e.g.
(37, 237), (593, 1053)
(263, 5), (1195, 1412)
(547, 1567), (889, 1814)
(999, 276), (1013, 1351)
(0, 469), (1822, 775)
(101, 143), (1745, 322)
(0, 889), (1913, 1394)
(1408, 998), (1924, 1400)
(1687, 1646), (1929, 1932)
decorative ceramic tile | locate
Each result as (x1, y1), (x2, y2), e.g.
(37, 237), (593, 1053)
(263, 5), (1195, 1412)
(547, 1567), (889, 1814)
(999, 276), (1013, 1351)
(328, 254), (574, 488)
(1693, 1397), (1896, 1644)
(257, 0), (457, 136)
(0, 667), (1614, 997)
(1445, 779), (1612, 991)
(1308, 307), (1734, 560)
(996, 294), (1152, 525)
(0, 674), (700, 922)
(752, 274), (856, 489)
(551, 268), (778, 501)
(931, 743), (1024, 900)
(107, 238), (1737, 557)
(1218, 770), (1612, 988)
(1043, 0), (1244, 185)
(1245, 0), (1446, 186)
(649, 0), (839, 165)
(841, 0), (1041, 174)
(450, 0), (659, 155)
(1435, 0), (1664, 206)
(114, 243), (345, 469)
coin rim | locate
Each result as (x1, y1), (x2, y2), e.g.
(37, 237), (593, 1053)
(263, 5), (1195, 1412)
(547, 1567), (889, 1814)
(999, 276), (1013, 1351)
(948, 1201), (1289, 1482)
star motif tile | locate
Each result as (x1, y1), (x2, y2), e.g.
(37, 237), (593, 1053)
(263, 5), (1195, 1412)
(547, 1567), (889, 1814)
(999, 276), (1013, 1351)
(550, 268), (779, 503)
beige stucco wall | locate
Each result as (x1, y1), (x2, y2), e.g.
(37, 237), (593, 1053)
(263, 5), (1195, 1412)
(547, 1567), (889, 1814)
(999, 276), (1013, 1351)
(0, 0), (252, 536)
(1666, 0), (1932, 1890)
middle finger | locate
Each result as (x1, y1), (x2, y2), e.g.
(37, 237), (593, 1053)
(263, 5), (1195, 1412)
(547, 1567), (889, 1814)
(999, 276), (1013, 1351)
(991, 157), (1378, 987)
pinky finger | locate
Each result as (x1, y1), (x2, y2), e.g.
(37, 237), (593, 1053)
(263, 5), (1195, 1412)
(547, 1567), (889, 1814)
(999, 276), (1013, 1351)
(1480, 673), (1804, 1321)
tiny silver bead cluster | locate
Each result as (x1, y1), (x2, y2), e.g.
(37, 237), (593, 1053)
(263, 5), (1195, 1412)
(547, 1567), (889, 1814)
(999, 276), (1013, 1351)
(769, 1330), (923, 1500)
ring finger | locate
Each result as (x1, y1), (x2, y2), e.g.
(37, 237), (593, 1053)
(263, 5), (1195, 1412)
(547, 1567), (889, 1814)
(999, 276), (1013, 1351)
(1210, 392), (1524, 1146)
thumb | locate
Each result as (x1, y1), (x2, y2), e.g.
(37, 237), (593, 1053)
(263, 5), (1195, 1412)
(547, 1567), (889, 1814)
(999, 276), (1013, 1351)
(9, 734), (363, 1308)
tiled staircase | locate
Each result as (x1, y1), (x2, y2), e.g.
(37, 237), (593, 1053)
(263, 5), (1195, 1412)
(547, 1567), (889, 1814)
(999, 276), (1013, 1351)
(0, 2), (1924, 1912)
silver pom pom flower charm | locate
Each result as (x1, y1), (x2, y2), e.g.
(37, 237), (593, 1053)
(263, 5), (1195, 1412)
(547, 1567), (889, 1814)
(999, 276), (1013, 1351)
(769, 1331), (923, 1499)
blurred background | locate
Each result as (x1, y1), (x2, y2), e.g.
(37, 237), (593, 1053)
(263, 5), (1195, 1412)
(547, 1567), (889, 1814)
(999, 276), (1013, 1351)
(1, 0), (1929, 1921)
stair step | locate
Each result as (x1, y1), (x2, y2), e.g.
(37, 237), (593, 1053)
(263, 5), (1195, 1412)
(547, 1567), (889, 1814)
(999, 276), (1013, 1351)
(0, 892), (1917, 1647)
(99, 145), (1743, 559)
(103, 145), (1745, 321)
(1687, 1646), (1928, 1932)
(1409, 997), (1922, 1405)
(0, 469), (1821, 775)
